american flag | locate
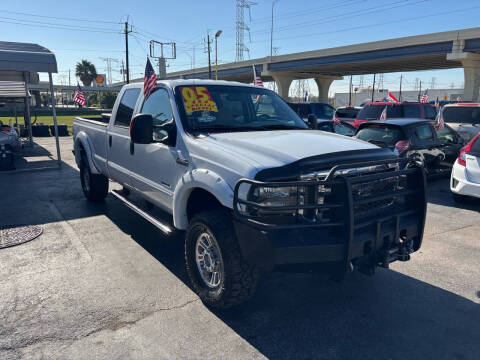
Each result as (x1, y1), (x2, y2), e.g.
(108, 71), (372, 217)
(435, 109), (445, 130)
(73, 84), (86, 106)
(144, 58), (157, 99)
(252, 65), (263, 87)
(380, 106), (387, 120)
(434, 97), (439, 109)
(420, 91), (429, 103)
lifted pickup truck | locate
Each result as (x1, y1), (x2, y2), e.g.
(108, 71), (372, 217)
(73, 80), (427, 308)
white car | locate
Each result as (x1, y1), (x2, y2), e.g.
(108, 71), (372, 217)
(441, 103), (480, 143)
(450, 133), (480, 202)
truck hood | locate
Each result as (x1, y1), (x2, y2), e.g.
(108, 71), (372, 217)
(197, 130), (379, 170)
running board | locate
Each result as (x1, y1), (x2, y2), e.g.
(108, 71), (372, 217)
(110, 190), (173, 235)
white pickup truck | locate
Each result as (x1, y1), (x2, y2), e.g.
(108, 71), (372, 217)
(73, 80), (427, 308)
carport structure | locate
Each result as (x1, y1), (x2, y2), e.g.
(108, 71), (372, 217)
(0, 41), (61, 166)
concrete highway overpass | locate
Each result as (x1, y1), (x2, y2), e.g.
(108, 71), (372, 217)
(127, 27), (480, 102)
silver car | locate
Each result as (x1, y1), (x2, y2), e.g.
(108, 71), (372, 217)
(441, 103), (480, 142)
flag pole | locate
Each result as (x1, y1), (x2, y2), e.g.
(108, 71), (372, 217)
(399, 75), (403, 102)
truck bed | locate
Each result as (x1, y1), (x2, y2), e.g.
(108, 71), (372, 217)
(73, 116), (109, 174)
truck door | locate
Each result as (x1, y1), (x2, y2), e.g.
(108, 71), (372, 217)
(106, 87), (141, 186)
(128, 87), (186, 213)
(412, 123), (445, 174)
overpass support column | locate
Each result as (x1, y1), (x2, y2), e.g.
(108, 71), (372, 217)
(314, 76), (343, 103)
(271, 74), (295, 100)
(448, 50), (480, 101)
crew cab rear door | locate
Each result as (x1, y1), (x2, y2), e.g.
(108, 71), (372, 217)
(106, 87), (141, 186)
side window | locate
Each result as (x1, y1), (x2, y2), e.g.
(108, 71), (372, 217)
(435, 126), (456, 144)
(415, 124), (434, 141)
(141, 88), (173, 126)
(334, 123), (355, 136)
(141, 88), (174, 142)
(114, 88), (141, 126)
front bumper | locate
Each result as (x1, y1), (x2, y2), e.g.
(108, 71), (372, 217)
(450, 160), (480, 199)
(233, 159), (427, 274)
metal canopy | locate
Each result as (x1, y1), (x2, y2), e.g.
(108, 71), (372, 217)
(0, 41), (57, 73)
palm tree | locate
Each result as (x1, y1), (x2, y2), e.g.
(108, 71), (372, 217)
(75, 60), (97, 87)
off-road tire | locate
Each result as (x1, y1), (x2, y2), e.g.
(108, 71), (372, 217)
(80, 156), (108, 202)
(185, 210), (259, 308)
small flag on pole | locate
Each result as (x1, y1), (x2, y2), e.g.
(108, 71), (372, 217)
(435, 109), (445, 130)
(434, 97), (439, 109)
(252, 65), (263, 87)
(388, 92), (398, 102)
(73, 84), (86, 106)
(380, 106), (387, 120)
(144, 58), (157, 99)
(420, 90), (429, 103)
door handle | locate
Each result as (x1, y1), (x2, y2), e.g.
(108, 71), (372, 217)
(130, 141), (134, 155)
(108, 135), (112, 147)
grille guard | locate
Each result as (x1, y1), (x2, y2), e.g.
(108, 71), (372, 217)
(233, 158), (427, 272)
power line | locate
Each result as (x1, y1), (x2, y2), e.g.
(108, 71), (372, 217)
(0, 18), (120, 33)
(0, 9), (121, 24)
(0, 15), (120, 31)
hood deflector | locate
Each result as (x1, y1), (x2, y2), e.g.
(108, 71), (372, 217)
(254, 148), (396, 182)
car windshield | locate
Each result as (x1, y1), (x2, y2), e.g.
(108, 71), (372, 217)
(443, 106), (480, 125)
(335, 108), (359, 119)
(356, 104), (433, 120)
(356, 124), (406, 146)
(175, 85), (308, 133)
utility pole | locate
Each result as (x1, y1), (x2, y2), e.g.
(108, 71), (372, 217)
(348, 75), (352, 106)
(418, 81), (422, 102)
(124, 20), (132, 83)
(270, 0), (278, 61)
(399, 74), (403, 102)
(207, 34), (212, 79)
(68, 69), (71, 86)
(371, 73), (376, 102)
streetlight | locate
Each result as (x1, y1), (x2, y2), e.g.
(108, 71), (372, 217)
(215, 30), (222, 80)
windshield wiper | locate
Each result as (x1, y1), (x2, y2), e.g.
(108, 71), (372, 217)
(191, 124), (260, 132)
(254, 124), (306, 130)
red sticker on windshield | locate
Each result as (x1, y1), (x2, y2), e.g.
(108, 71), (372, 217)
(180, 86), (218, 113)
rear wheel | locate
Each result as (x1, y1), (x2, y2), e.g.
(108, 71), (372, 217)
(80, 156), (108, 202)
(185, 210), (259, 308)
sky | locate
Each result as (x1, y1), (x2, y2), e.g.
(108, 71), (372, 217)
(1, 0), (478, 96)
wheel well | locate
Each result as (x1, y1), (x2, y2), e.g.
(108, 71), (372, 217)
(186, 188), (224, 221)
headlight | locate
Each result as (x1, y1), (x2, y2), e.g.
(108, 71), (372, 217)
(252, 186), (298, 207)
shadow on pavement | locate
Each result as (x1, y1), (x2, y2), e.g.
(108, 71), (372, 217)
(426, 177), (480, 211)
(106, 197), (479, 360)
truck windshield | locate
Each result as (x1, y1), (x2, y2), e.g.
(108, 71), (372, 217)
(174, 85), (308, 133)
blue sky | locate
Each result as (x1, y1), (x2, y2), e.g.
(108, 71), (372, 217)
(1, 0), (478, 95)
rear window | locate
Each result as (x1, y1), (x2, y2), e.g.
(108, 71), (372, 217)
(471, 136), (480, 154)
(443, 107), (480, 125)
(356, 124), (406, 146)
(356, 104), (403, 120)
(335, 108), (359, 119)
(403, 105), (421, 118)
(424, 105), (437, 120)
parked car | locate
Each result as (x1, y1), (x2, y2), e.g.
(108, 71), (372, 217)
(450, 133), (480, 202)
(288, 102), (335, 120)
(73, 80), (427, 308)
(440, 103), (480, 143)
(333, 106), (362, 126)
(0, 121), (21, 152)
(355, 119), (463, 177)
(317, 119), (356, 136)
(354, 102), (437, 128)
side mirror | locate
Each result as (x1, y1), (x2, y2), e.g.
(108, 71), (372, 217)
(130, 113), (153, 144)
(154, 119), (177, 147)
(307, 114), (318, 130)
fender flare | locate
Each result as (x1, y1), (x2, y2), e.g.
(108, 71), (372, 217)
(74, 132), (100, 174)
(173, 169), (234, 230)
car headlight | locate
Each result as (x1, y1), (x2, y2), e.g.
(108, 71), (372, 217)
(252, 186), (298, 207)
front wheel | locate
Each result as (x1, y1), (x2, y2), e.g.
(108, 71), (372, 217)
(80, 156), (108, 202)
(185, 210), (259, 308)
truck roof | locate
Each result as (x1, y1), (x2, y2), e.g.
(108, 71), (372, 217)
(122, 79), (261, 90)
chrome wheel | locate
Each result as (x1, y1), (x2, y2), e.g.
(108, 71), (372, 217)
(195, 232), (224, 288)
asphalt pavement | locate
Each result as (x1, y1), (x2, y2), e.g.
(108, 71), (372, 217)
(0, 138), (478, 360)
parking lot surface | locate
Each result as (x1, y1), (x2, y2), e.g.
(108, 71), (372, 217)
(0, 138), (479, 360)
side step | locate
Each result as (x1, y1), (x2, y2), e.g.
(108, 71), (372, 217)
(110, 189), (174, 235)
